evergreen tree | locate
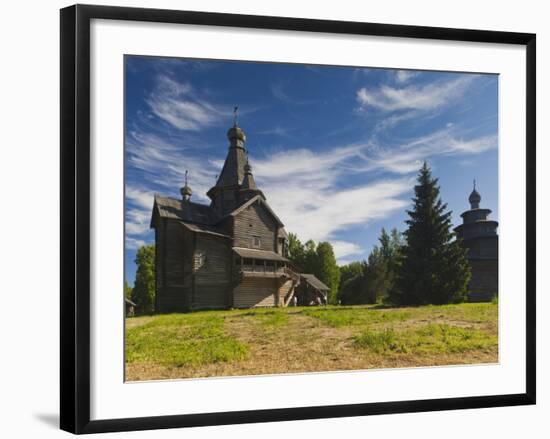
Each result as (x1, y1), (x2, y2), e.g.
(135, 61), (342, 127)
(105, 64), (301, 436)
(124, 280), (133, 300)
(339, 268), (366, 304)
(339, 261), (363, 291)
(315, 242), (340, 304)
(364, 247), (390, 303)
(132, 244), (156, 314)
(303, 239), (319, 274)
(391, 162), (470, 305)
(338, 229), (404, 305)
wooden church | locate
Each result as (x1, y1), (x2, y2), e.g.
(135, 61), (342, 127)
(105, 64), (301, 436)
(150, 119), (328, 312)
(454, 183), (499, 302)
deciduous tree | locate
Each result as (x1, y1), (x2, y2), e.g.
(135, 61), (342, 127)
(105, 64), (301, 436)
(132, 244), (156, 314)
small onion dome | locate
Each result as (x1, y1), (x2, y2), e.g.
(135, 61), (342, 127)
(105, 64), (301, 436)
(227, 124), (246, 142)
(180, 184), (192, 200)
(469, 188), (481, 209)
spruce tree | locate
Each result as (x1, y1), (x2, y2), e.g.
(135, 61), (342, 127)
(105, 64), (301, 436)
(392, 162), (470, 305)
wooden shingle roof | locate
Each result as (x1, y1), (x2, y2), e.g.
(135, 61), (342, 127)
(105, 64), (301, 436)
(300, 274), (330, 291)
(153, 195), (220, 225)
(232, 247), (289, 262)
(180, 222), (231, 239)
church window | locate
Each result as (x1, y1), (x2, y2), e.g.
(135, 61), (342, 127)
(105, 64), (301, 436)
(194, 251), (206, 271)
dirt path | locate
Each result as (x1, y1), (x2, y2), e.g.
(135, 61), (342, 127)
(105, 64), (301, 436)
(125, 309), (498, 381)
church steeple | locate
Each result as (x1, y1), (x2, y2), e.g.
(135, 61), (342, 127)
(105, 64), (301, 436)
(207, 111), (264, 214)
(210, 110), (247, 190)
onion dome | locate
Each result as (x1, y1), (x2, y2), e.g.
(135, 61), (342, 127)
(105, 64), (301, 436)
(180, 184), (192, 199)
(227, 125), (246, 143)
(227, 105), (246, 147)
(469, 180), (481, 209)
(180, 170), (192, 201)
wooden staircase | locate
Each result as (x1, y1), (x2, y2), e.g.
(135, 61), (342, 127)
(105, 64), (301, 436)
(281, 266), (301, 307)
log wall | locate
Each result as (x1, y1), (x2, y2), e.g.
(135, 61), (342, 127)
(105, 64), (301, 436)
(233, 277), (278, 308)
(192, 234), (231, 309)
(233, 202), (278, 252)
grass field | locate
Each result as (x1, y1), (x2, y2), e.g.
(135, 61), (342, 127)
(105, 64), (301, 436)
(125, 303), (498, 381)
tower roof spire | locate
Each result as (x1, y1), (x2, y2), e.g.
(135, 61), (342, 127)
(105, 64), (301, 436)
(242, 154), (257, 190)
(233, 105), (239, 126)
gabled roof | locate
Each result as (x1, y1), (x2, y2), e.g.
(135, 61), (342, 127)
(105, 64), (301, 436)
(152, 195), (219, 225)
(300, 274), (330, 291)
(228, 195), (284, 227)
(233, 247), (289, 262)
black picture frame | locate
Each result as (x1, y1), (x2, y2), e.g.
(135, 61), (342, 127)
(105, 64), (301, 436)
(60, 4), (536, 434)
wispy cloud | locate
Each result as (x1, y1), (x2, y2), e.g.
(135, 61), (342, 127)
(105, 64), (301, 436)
(256, 126), (291, 137)
(124, 65), (496, 265)
(356, 75), (476, 113)
(147, 75), (227, 131)
(270, 82), (317, 105)
(394, 70), (419, 84)
(124, 122), (496, 260)
(366, 128), (497, 174)
(248, 144), (412, 259)
(126, 129), (219, 200)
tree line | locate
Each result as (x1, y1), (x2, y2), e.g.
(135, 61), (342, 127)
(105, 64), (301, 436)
(127, 161), (471, 314)
(336, 162), (471, 306)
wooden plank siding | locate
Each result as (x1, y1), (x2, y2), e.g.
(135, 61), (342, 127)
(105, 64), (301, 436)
(233, 277), (279, 308)
(154, 219), (194, 312)
(192, 234), (232, 310)
(233, 201), (278, 253)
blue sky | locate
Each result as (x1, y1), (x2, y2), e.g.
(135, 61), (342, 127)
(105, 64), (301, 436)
(125, 56), (498, 286)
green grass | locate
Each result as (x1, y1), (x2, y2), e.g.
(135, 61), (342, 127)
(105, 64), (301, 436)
(126, 313), (248, 368)
(126, 303), (498, 380)
(301, 305), (411, 327)
(354, 323), (497, 355)
(302, 303), (497, 328)
(238, 308), (290, 327)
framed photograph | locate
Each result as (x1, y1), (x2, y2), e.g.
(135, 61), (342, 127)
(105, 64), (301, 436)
(60, 4), (536, 434)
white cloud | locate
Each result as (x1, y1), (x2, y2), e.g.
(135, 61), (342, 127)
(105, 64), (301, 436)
(257, 126), (290, 137)
(366, 128), (497, 174)
(124, 72), (495, 261)
(146, 75), (227, 131)
(126, 236), (148, 250)
(124, 122), (496, 258)
(249, 143), (413, 259)
(126, 129), (219, 202)
(356, 75), (476, 113)
(125, 186), (155, 237)
(394, 70), (419, 84)
(331, 241), (364, 260)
